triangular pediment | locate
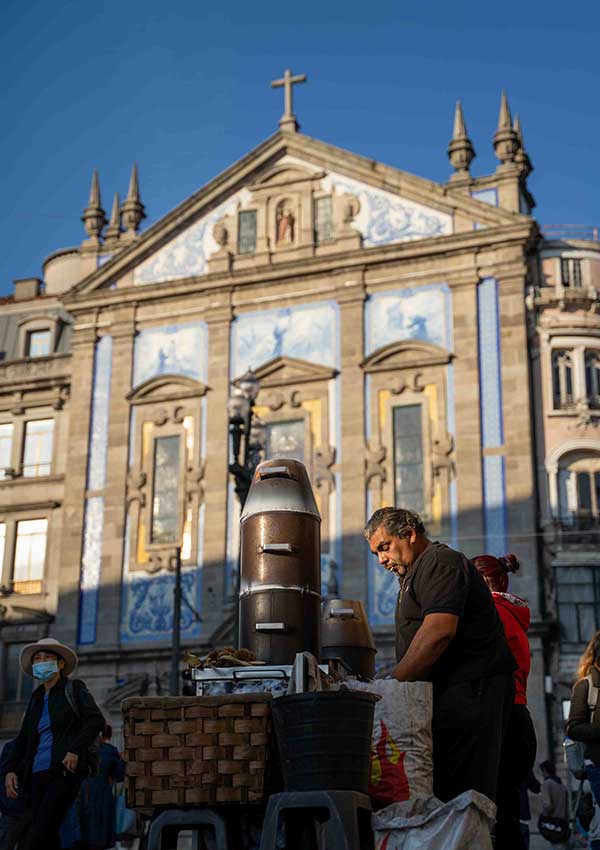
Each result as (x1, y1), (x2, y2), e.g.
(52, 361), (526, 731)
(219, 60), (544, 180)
(243, 355), (338, 388)
(362, 340), (452, 373)
(127, 374), (208, 403)
(65, 131), (524, 299)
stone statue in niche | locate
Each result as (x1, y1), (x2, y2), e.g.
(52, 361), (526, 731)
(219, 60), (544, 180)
(276, 202), (295, 245)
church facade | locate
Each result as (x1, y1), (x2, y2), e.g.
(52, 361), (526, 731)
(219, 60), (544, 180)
(0, 80), (597, 761)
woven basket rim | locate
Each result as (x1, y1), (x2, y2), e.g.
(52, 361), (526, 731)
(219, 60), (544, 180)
(122, 693), (273, 711)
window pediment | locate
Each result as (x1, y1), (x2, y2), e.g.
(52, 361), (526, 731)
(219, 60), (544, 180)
(244, 356), (338, 388)
(127, 374), (208, 405)
(250, 164), (325, 190)
(361, 340), (452, 373)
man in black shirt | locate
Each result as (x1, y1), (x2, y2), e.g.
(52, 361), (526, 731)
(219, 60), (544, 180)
(365, 506), (515, 803)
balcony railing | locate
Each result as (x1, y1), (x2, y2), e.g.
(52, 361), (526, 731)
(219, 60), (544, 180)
(543, 224), (600, 241)
(552, 515), (600, 545)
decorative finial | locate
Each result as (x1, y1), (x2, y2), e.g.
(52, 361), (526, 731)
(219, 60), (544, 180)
(121, 163), (146, 237)
(104, 192), (122, 242)
(81, 169), (107, 244)
(513, 114), (533, 179)
(493, 91), (519, 167)
(447, 100), (475, 179)
(271, 68), (307, 132)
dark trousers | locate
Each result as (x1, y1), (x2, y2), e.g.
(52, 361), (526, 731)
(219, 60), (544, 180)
(495, 704), (537, 850)
(0, 810), (30, 850)
(22, 769), (80, 850)
(432, 671), (514, 803)
(588, 763), (600, 808)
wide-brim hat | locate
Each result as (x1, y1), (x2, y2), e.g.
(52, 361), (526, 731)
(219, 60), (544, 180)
(20, 637), (78, 678)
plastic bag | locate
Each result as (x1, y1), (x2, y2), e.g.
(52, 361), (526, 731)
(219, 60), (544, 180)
(348, 679), (433, 807)
(372, 791), (496, 850)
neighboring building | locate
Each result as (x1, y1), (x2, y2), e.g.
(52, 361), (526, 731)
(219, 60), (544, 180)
(0, 80), (587, 760)
(530, 229), (600, 750)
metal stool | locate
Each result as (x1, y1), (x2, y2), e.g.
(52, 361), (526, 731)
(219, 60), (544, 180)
(147, 808), (230, 850)
(259, 790), (373, 850)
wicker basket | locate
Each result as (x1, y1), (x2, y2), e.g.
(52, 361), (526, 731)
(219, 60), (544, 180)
(122, 694), (272, 811)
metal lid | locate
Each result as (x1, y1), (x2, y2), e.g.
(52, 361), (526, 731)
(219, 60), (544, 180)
(241, 458), (321, 522)
(321, 599), (376, 651)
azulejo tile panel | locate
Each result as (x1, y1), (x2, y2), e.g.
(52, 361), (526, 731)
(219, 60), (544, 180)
(78, 496), (105, 645)
(231, 301), (339, 377)
(365, 283), (452, 355)
(482, 455), (507, 555)
(322, 172), (452, 246)
(87, 335), (113, 491)
(477, 278), (504, 449)
(133, 189), (251, 285)
(120, 509), (204, 643)
(133, 321), (208, 387)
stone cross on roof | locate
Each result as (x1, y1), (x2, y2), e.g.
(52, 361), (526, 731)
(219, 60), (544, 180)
(271, 68), (307, 133)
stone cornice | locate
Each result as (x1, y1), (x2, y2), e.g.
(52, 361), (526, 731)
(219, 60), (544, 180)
(65, 220), (537, 315)
(0, 499), (61, 513)
(0, 353), (71, 390)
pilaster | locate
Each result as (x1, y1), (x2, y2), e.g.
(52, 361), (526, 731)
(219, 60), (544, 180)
(202, 299), (233, 635)
(451, 280), (485, 552)
(97, 306), (137, 648)
(335, 277), (367, 601)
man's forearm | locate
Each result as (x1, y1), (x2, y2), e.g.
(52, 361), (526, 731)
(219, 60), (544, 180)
(391, 624), (453, 682)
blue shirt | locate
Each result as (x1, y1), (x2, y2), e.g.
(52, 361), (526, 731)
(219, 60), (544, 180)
(32, 693), (53, 773)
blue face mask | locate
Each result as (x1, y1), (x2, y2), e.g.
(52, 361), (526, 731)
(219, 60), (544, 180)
(32, 660), (59, 681)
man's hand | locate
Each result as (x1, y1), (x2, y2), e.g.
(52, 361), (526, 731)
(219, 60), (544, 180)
(62, 752), (78, 773)
(391, 612), (459, 682)
(5, 772), (18, 799)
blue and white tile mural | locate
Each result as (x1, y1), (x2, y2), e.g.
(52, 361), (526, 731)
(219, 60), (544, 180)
(133, 321), (208, 387)
(322, 172), (452, 247)
(78, 335), (113, 646)
(231, 301), (339, 377)
(365, 283), (452, 354)
(120, 509), (205, 644)
(478, 277), (507, 555)
(133, 189), (251, 285)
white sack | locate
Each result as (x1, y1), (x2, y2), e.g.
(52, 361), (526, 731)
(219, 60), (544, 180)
(347, 679), (433, 805)
(372, 791), (496, 850)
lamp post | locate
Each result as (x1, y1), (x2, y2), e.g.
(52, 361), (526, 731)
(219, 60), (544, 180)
(169, 545), (182, 696)
(227, 369), (265, 646)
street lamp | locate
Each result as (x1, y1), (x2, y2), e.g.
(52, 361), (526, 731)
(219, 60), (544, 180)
(227, 369), (264, 646)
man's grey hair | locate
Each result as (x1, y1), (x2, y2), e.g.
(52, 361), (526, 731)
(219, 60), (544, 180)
(363, 507), (426, 541)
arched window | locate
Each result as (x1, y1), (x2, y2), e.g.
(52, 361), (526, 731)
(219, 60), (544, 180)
(557, 450), (600, 527)
(552, 349), (574, 409)
(585, 350), (600, 409)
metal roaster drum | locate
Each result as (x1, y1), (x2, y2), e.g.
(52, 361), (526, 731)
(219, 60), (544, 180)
(239, 458), (322, 665)
(321, 599), (377, 679)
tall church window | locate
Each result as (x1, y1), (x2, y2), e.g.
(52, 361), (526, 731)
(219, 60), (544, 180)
(22, 419), (54, 477)
(0, 424), (13, 479)
(238, 210), (257, 254)
(314, 196), (334, 244)
(552, 350), (574, 409)
(393, 404), (424, 514)
(265, 419), (305, 463)
(26, 329), (51, 358)
(561, 258), (583, 288)
(150, 435), (181, 544)
(12, 518), (47, 594)
(585, 351), (600, 409)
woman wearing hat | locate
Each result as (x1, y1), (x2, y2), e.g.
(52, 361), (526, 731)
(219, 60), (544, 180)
(3, 637), (105, 850)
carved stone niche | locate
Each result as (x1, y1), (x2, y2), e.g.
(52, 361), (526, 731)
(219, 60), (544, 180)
(207, 163), (362, 275)
(125, 375), (208, 574)
(361, 340), (455, 537)
(244, 355), (339, 567)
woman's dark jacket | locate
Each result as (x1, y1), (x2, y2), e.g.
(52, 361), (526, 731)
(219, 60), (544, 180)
(5, 676), (105, 785)
(567, 666), (600, 765)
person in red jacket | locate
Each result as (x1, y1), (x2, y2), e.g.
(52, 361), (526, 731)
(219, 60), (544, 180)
(473, 553), (537, 850)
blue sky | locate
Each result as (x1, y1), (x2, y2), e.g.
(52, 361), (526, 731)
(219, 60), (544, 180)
(1, 0), (598, 297)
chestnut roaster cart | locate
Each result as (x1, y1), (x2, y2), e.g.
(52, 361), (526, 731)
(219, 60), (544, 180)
(122, 459), (378, 850)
